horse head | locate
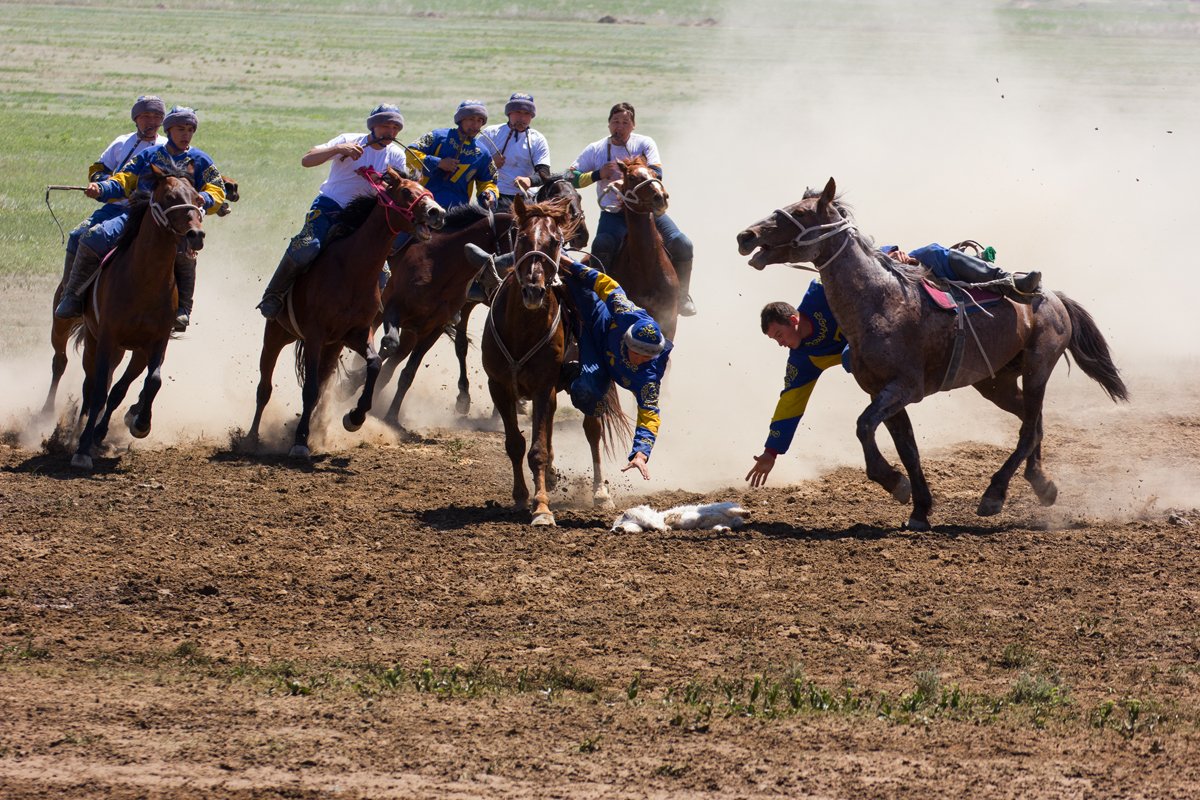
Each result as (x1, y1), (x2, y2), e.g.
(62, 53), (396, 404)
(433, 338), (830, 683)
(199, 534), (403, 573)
(535, 175), (589, 249)
(511, 194), (577, 310)
(736, 177), (851, 271)
(381, 166), (445, 240)
(613, 156), (668, 217)
(148, 162), (205, 252)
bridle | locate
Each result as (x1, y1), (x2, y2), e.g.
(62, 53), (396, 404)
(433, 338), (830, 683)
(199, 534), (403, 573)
(602, 172), (666, 213)
(149, 197), (203, 231)
(356, 166), (434, 235)
(772, 206), (856, 272)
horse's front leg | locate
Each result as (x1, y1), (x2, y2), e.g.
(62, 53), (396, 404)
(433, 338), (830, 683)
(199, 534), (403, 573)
(488, 377), (528, 512)
(454, 302), (478, 416)
(526, 388), (557, 526)
(73, 344), (115, 471)
(581, 414), (612, 509)
(881, 408), (933, 531)
(43, 318), (74, 419)
(290, 343), (324, 460)
(249, 321), (293, 446)
(378, 302), (403, 359)
(127, 343), (167, 439)
(92, 350), (145, 443)
(383, 328), (440, 431)
(856, 384), (919, 509)
(343, 328), (380, 433)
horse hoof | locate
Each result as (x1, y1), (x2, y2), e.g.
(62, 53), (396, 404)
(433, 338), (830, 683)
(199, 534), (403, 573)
(593, 493), (615, 510)
(890, 476), (912, 504)
(289, 444), (311, 460)
(904, 516), (931, 532)
(977, 496), (1004, 517)
(379, 335), (399, 359)
(531, 512), (556, 527)
(455, 395), (471, 416)
(343, 411), (364, 432)
(128, 421), (151, 439)
(1037, 481), (1058, 507)
(70, 453), (93, 471)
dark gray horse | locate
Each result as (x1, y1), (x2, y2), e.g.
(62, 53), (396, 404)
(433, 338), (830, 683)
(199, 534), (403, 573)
(737, 177), (1128, 530)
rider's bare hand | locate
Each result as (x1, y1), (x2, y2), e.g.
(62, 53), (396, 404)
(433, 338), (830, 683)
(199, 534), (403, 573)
(84, 183), (102, 199)
(622, 452), (650, 481)
(338, 143), (365, 161)
(513, 176), (531, 191)
(491, 152), (506, 168)
(745, 451), (776, 488)
(438, 157), (460, 173)
(600, 162), (622, 181)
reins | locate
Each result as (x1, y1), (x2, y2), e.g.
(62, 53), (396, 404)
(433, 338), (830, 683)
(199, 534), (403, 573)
(485, 271), (563, 392)
(355, 166), (432, 235)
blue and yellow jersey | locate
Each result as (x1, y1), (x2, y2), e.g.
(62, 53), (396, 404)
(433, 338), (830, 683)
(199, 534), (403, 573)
(96, 144), (226, 214)
(563, 260), (672, 461)
(405, 128), (498, 209)
(766, 279), (846, 456)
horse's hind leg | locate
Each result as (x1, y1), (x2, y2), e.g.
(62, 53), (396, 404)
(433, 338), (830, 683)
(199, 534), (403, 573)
(973, 366), (1056, 506)
(248, 321), (293, 445)
(979, 368), (1052, 517)
(382, 328), (439, 431)
(127, 344), (167, 440)
(856, 384), (921, 519)
(454, 302), (478, 416)
(882, 409), (933, 531)
(42, 318), (74, 418)
(582, 414), (612, 509)
(290, 343), (324, 459)
(73, 343), (114, 471)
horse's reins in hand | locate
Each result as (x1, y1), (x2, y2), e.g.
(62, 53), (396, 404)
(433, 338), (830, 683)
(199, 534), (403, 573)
(45, 185), (89, 244)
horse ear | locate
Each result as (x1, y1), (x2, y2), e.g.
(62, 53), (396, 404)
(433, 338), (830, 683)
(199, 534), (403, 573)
(818, 177), (837, 210)
(381, 166), (400, 189)
(150, 163), (165, 178)
(513, 193), (528, 220)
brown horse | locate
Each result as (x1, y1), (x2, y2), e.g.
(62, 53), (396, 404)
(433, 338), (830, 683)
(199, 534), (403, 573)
(605, 156), (679, 341)
(482, 195), (622, 525)
(736, 177), (1129, 530)
(248, 167), (444, 458)
(372, 205), (516, 429)
(452, 176), (589, 417)
(71, 164), (206, 471)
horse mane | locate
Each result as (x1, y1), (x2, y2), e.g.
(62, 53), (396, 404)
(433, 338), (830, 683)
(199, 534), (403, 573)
(326, 194), (378, 244)
(800, 187), (928, 287)
(620, 154), (650, 170)
(517, 196), (583, 244)
(442, 203), (490, 231)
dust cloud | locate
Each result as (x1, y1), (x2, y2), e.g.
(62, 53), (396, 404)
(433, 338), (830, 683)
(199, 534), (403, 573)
(3, 1), (1197, 516)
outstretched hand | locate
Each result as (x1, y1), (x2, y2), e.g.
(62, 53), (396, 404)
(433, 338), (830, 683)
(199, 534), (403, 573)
(622, 452), (650, 481)
(745, 451), (776, 488)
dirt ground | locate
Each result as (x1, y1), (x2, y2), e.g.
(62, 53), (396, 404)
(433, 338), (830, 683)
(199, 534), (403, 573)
(2, 396), (1199, 799)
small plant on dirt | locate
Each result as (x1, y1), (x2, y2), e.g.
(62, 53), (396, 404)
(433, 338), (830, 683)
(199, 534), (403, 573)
(998, 642), (1037, 669)
(578, 734), (602, 753)
(655, 762), (689, 778)
(1091, 698), (1163, 739)
(442, 437), (469, 458)
(171, 640), (211, 666)
(626, 671), (641, 702)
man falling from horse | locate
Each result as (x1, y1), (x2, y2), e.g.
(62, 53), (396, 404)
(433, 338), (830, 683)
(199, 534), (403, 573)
(559, 258), (672, 481)
(59, 95), (166, 298)
(55, 105), (225, 332)
(257, 103), (411, 319)
(565, 102), (696, 316)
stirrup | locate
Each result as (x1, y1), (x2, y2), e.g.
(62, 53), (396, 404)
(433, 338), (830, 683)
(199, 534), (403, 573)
(173, 311), (190, 332)
(679, 293), (697, 317)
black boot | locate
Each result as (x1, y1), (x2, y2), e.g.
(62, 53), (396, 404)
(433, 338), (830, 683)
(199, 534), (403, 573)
(174, 249), (197, 332)
(54, 245), (103, 319)
(675, 258), (696, 316)
(557, 360), (582, 393)
(1013, 271), (1042, 295)
(947, 249), (1008, 284)
(258, 250), (308, 319)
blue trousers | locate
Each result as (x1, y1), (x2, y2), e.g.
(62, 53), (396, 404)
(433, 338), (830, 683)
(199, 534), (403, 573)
(68, 202), (127, 257)
(563, 274), (614, 415)
(590, 210), (693, 272)
(287, 195), (344, 265)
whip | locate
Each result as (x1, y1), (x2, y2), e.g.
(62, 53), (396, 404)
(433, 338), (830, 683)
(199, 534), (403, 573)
(45, 185), (89, 245)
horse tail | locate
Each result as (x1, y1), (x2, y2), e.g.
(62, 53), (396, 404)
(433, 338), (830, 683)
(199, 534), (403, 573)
(293, 341), (307, 386)
(597, 383), (634, 460)
(1056, 291), (1129, 403)
(70, 320), (87, 352)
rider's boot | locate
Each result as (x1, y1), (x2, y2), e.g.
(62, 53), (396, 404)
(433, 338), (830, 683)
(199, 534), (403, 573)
(54, 245), (103, 319)
(173, 250), (197, 332)
(675, 258), (696, 316)
(557, 360), (582, 393)
(258, 250), (307, 319)
(1012, 271), (1042, 296)
(464, 243), (493, 302)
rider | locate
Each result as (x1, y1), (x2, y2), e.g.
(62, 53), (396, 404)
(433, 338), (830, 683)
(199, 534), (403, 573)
(405, 99), (499, 212)
(882, 243), (1042, 299)
(558, 258), (672, 481)
(61, 95), (166, 298)
(480, 92), (552, 212)
(745, 280), (850, 488)
(54, 105), (225, 331)
(565, 102), (696, 317)
(257, 103), (411, 319)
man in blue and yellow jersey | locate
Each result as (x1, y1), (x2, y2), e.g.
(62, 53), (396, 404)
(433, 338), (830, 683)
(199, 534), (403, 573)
(746, 280), (850, 488)
(405, 100), (499, 212)
(559, 258), (672, 481)
(54, 106), (225, 331)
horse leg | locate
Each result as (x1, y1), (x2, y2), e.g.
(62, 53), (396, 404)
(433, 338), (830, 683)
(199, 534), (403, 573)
(378, 304), (402, 359)
(527, 389), (557, 526)
(489, 377), (529, 512)
(342, 330), (379, 432)
(382, 329), (438, 430)
(973, 366), (1057, 506)
(881, 409), (933, 531)
(582, 414), (612, 509)
(290, 342), (324, 460)
(42, 318), (73, 419)
(128, 344), (167, 439)
(73, 344), (115, 471)
(856, 385), (919, 509)
(454, 302), (477, 415)
(979, 375), (1051, 516)
(92, 351), (144, 444)
(248, 321), (293, 446)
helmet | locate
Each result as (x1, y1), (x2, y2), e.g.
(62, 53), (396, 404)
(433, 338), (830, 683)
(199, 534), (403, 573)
(454, 99), (488, 125)
(504, 92), (536, 117)
(131, 95), (165, 121)
(367, 103), (405, 131)
(163, 105), (198, 130)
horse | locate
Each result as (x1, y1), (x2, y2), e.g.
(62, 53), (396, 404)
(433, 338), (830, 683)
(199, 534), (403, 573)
(71, 163), (206, 471)
(736, 177), (1129, 531)
(605, 155), (679, 341)
(371, 204), (517, 430)
(247, 166), (444, 458)
(482, 194), (623, 525)
(451, 175), (589, 417)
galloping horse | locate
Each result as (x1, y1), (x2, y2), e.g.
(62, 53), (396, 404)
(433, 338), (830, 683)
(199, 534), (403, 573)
(372, 205), (516, 429)
(71, 164), (206, 471)
(605, 156), (679, 341)
(482, 195), (623, 525)
(452, 176), (589, 417)
(736, 178), (1129, 530)
(248, 167), (444, 458)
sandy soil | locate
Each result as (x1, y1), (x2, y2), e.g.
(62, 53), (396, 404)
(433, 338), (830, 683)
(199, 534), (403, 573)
(2, 397), (1199, 799)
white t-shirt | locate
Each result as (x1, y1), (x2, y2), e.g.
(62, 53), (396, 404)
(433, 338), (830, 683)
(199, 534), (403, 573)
(98, 131), (167, 206)
(315, 133), (411, 207)
(480, 123), (551, 196)
(569, 132), (661, 211)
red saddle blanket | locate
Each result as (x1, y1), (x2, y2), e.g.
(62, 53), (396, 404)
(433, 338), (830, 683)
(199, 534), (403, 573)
(921, 280), (1004, 313)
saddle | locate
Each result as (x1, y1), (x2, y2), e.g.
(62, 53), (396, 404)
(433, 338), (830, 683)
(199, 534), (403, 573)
(921, 280), (1004, 314)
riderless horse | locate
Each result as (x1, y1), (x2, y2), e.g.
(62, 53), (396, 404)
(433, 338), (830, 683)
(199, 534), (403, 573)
(737, 178), (1128, 530)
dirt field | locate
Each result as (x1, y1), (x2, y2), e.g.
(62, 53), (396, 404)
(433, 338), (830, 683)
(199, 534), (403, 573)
(2, 393), (1199, 799)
